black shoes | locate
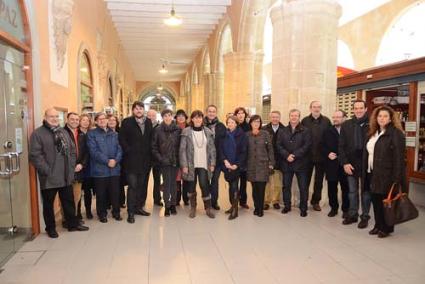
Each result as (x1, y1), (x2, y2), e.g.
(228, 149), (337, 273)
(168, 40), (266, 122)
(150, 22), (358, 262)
(68, 224), (89, 232)
(273, 203), (281, 210)
(281, 207), (291, 214)
(212, 204), (221, 210)
(99, 217), (108, 223)
(127, 214), (135, 224)
(312, 204), (322, 211)
(369, 227), (380, 235)
(254, 209), (259, 216)
(113, 214), (123, 221)
(225, 208), (232, 214)
(46, 229), (59, 238)
(86, 211), (93, 219)
(300, 211), (308, 217)
(170, 206), (177, 215)
(358, 217), (370, 229)
(378, 231), (390, 238)
(342, 217), (358, 225)
(328, 210), (338, 217)
(342, 211), (349, 219)
(135, 209), (151, 216)
(264, 204), (270, 210)
(164, 207), (171, 217)
(154, 201), (164, 207)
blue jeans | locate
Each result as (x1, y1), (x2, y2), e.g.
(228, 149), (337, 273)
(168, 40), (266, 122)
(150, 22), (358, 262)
(347, 175), (371, 219)
(283, 170), (309, 212)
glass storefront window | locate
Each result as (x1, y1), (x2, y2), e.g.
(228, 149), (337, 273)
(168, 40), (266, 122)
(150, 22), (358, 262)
(416, 81), (425, 172)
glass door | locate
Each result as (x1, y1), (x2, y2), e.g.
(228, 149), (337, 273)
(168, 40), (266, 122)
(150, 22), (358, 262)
(0, 40), (32, 266)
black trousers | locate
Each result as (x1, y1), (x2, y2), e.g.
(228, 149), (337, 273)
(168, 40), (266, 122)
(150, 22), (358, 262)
(251, 182), (266, 213)
(151, 166), (162, 204)
(327, 171), (349, 212)
(371, 193), (394, 233)
(41, 186), (78, 231)
(209, 167), (221, 206)
(239, 171), (248, 205)
(228, 178), (240, 204)
(126, 170), (150, 214)
(187, 168), (211, 199)
(176, 180), (189, 204)
(161, 166), (178, 208)
(93, 176), (120, 218)
(307, 161), (325, 205)
(81, 177), (95, 213)
(119, 175), (126, 206)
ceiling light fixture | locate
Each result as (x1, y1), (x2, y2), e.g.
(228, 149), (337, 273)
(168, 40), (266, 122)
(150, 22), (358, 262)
(159, 64), (168, 74)
(157, 84), (164, 91)
(164, 1), (182, 27)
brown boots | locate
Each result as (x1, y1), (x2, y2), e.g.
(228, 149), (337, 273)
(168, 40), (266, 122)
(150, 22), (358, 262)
(189, 192), (197, 218)
(188, 192), (215, 219)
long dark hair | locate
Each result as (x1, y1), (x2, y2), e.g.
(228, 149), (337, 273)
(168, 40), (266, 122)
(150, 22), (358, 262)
(249, 114), (262, 130)
(368, 105), (403, 138)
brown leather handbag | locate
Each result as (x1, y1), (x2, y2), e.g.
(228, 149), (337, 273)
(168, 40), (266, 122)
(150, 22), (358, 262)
(383, 184), (419, 226)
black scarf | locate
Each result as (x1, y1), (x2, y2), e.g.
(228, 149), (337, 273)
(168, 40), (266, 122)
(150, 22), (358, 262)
(352, 115), (368, 151)
(43, 120), (69, 156)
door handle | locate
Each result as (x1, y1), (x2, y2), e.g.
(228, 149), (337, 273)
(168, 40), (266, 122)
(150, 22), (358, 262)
(9, 152), (20, 174)
(0, 153), (12, 178)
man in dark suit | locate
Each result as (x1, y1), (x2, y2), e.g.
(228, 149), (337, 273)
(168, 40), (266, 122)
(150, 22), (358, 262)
(323, 110), (349, 218)
(119, 102), (153, 223)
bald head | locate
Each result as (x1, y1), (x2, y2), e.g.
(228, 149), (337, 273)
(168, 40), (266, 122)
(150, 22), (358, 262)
(147, 109), (157, 122)
(44, 108), (60, 127)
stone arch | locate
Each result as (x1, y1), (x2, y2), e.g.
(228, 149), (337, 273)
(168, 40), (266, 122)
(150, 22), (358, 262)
(375, 0), (425, 66)
(139, 83), (177, 112)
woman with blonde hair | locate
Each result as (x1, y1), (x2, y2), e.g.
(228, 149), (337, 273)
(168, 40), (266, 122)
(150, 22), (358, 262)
(363, 105), (406, 238)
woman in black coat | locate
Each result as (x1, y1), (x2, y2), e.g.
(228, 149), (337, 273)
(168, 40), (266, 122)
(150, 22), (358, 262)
(364, 105), (406, 238)
(246, 115), (274, 217)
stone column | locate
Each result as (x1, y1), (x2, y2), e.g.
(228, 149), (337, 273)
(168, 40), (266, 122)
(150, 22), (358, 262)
(223, 51), (264, 117)
(271, 0), (341, 123)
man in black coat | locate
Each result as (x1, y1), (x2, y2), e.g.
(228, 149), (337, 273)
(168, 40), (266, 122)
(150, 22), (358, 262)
(276, 109), (312, 217)
(119, 101), (153, 223)
(63, 112), (89, 225)
(323, 110), (349, 218)
(301, 101), (331, 212)
(263, 110), (285, 210)
(147, 109), (163, 207)
(339, 100), (371, 228)
(204, 105), (227, 210)
(29, 108), (89, 238)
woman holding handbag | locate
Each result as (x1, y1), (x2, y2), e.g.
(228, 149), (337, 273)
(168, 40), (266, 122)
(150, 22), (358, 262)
(219, 116), (248, 220)
(364, 105), (406, 238)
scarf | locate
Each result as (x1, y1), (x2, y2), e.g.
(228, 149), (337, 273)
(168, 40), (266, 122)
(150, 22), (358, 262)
(135, 116), (146, 134)
(352, 115), (368, 151)
(43, 120), (69, 156)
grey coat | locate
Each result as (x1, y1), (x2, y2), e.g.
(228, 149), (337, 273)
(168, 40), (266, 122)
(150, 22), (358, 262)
(29, 123), (76, 190)
(246, 130), (275, 182)
(179, 127), (216, 181)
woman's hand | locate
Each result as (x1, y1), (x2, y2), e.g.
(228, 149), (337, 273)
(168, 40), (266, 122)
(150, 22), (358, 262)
(182, 167), (189, 174)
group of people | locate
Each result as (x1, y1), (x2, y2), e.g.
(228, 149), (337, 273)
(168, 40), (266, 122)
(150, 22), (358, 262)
(29, 99), (406, 240)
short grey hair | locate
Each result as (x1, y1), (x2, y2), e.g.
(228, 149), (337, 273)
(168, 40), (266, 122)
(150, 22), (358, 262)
(289, 109), (301, 117)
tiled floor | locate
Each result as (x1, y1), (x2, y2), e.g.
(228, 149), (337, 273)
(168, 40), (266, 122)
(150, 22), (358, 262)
(0, 186), (424, 284)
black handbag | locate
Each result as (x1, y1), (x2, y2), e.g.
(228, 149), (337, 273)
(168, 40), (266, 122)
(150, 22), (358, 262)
(383, 184), (419, 226)
(224, 168), (240, 182)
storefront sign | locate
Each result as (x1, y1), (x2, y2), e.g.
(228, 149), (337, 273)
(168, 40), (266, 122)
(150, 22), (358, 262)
(0, 0), (25, 42)
(406, 136), (416, 147)
(405, 121), (417, 132)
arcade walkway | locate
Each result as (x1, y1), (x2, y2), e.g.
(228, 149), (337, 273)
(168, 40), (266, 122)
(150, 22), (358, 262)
(0, 190), (424, 284)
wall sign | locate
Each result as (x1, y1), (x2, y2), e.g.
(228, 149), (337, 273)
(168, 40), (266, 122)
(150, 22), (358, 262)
(405, 121), (417, 132)
(0, 0), (25, 42)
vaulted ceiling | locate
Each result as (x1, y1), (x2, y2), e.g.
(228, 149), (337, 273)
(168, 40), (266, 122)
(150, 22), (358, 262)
(105, 0), (231, 82)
